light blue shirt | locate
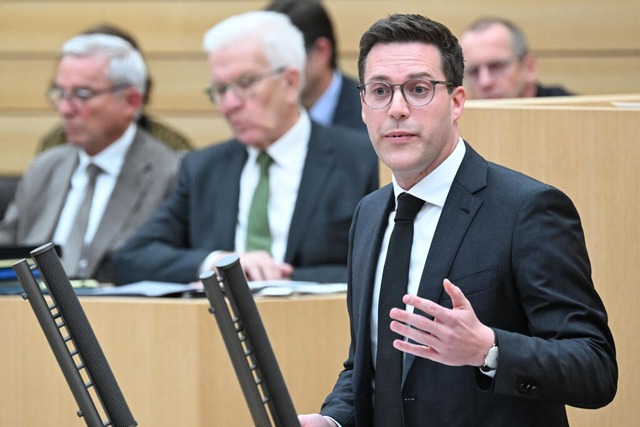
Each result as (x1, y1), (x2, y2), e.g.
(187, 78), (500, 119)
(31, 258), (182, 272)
(308, 71), (343, 126)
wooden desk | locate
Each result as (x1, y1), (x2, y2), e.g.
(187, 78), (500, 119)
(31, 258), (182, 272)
(0, 294), (350, 426)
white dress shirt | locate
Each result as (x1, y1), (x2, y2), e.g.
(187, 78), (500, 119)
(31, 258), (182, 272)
(370, 138), (466, 366)
(234, 110), (310, 262)
(53, 124), (136, 246)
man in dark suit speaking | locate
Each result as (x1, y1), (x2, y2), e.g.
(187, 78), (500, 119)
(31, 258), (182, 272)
(114, 11), (378, 285)
(299, 14), (616, 427)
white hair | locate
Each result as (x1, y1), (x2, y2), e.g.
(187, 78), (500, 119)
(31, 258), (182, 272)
(202, 11), (306, 86)
(61, 34), (147, 96)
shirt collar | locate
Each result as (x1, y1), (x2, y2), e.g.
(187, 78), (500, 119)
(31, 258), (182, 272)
(246, 108), (311, 172)
(78, 123), (137, 177)
(392, 137), (466, 207)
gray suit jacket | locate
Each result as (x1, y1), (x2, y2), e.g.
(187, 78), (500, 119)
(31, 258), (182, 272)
(0, 129), (179, 282)
(113, 122), (379, 285)
(320, 142), (617, 426)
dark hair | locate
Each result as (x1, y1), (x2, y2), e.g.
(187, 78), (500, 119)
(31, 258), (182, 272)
(358, 14), (464, 90)
(265, 0), (338, 69)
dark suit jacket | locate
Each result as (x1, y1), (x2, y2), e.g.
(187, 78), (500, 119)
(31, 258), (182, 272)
(535, 83), (574, 97)
(0, 129), (179, 283)
(332, 74), (367, 133)
(320, 142), (617, 426)
(113, 122), (379, 285)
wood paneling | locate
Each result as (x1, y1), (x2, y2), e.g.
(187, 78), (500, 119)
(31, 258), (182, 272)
(0, 294), (350, 426)
(1, 0), (638, 174)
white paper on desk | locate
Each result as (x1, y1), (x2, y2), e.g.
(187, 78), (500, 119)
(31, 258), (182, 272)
(75, 281), (202, 297)
(611, 101), (640, 109)
(249, 280), (347, 296)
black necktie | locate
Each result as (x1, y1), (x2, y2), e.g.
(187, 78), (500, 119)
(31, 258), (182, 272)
(63, 163), (102, 278)
(373, 192), (425, 427)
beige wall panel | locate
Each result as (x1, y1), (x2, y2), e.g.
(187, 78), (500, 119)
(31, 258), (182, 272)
(1, 1), (639, 55)
(0, 1), (269, 54)
(0, 295), (351, 427)
(536, 56), (640, 96)
(0, 113), (58, 174)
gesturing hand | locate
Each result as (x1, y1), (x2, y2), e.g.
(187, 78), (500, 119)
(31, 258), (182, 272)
(388, 278), (495, 367)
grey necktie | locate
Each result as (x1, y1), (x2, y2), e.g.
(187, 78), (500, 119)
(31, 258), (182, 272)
(63, 163), (102, 278)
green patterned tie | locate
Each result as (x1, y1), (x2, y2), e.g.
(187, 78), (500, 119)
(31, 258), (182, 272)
(246, 152), (273, 253)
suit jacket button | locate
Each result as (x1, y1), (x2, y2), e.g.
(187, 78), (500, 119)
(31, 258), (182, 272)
(519, 383), (528, 394)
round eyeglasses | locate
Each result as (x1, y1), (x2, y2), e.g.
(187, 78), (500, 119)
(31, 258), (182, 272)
(204, 67), (286, 104)
(358, 78), (454, 109)
(45, 85), (129, 108)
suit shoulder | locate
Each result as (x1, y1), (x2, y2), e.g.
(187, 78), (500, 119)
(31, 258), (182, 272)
(315, 123), (372, 152)
(28, 145), (78, 169)
(358, 184), (392, 208)
(487, 161), (552, 193)
(184, 138), (240, 159)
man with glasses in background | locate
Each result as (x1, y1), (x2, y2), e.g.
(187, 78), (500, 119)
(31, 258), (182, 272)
(113, 11), (378, 285)
(459, 17), (574, 99)
(0, 34), (179, 283)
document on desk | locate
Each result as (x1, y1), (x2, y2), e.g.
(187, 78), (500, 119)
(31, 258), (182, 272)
(73, 281), (202, 297)
(71, 280), (347, 297)
(249, 281), (347, 296)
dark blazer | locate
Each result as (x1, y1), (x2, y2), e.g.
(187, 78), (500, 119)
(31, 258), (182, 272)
(320, 142), (617, 426)
(0, 129), (179, 283)
(332, 74), (367, 133)
(113, 122), (379, 285)
(535, 83), (574, 97)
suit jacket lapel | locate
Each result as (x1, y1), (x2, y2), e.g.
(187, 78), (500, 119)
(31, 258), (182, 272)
(87, 131), (153, 273)
(214, 142), (246, 249)
(402, 142), (488, 383)
(284, 123), (334, 263)
(353, 186), (394, 339)
(352, 187), (395, 398)
(25, 154), (77, 242)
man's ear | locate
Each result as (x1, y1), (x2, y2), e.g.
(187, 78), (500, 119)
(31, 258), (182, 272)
(123, 87), (144, 115)
(312, 37), (333, 65)
(451, 85), (466, 123)
(521, 53), (538, 84)
(282, 67), (302, 104)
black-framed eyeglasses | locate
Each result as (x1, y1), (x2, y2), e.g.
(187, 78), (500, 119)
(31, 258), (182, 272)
(204, 67), (286, 104)
(45, 84), (129, 108)
(358, 78), (454, 109)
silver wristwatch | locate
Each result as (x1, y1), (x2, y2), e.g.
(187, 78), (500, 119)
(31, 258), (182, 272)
(480, 343), (499, 373)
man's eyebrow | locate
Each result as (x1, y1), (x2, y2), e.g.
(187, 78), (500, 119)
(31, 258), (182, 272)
(364, 71), (438, 82)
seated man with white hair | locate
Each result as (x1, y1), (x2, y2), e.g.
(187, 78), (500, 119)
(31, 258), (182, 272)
(0, 34), (179, 282)
(114, 11), (378, 285)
